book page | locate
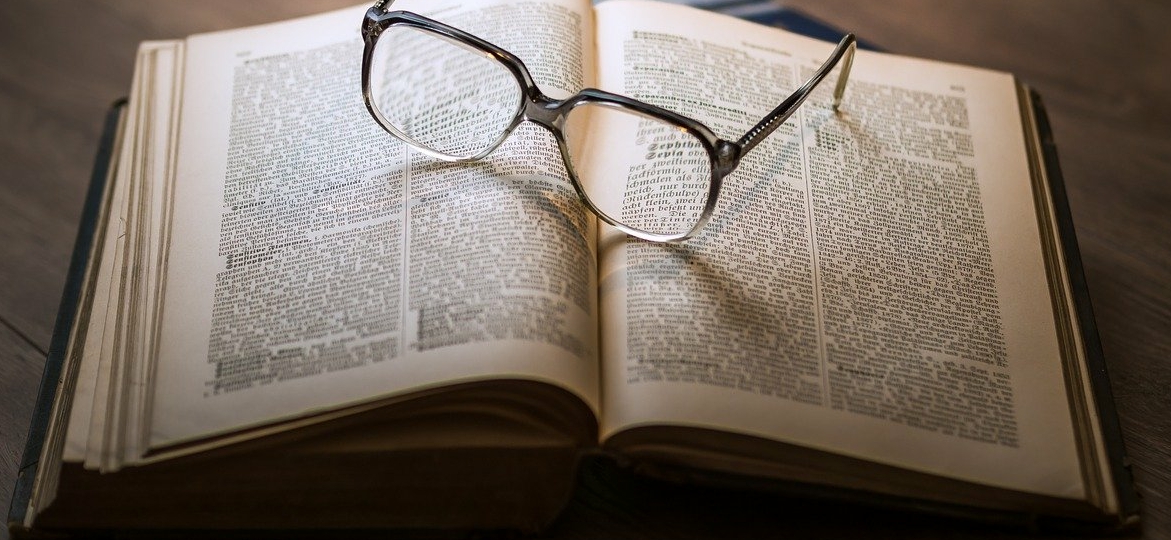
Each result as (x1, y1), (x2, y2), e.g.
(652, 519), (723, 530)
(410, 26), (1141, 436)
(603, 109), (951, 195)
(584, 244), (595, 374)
(593, 0), (1083, 499)
(61, 46), (145, 465)
(148, 0), (599, 450)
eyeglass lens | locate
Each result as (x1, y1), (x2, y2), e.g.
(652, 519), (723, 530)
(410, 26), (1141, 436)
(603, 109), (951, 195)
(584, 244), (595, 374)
(563, 104), (711, 238)
(368, 22), (714, 238)
(368, 24), (522, 159)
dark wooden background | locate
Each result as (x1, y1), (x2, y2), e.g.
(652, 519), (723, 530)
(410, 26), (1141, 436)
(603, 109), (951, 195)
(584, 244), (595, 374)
(1, 1), (1167, 539)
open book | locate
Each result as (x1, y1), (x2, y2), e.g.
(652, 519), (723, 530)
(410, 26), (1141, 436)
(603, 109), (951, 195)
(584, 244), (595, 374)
(8, 0), (1138, 535)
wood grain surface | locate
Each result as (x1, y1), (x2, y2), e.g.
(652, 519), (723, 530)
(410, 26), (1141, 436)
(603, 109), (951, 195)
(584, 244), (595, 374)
(1, 1), (1167, 538)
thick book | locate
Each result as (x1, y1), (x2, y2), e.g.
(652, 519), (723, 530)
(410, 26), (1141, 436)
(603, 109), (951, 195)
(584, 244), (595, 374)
(7, 0), (1139, 536)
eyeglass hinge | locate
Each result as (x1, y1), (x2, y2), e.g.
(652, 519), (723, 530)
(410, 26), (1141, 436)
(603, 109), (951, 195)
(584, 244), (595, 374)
(715, 140), (741, 171)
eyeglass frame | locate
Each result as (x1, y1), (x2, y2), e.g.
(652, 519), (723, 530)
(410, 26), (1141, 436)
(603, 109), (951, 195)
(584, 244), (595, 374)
(360, 0), (857, 242)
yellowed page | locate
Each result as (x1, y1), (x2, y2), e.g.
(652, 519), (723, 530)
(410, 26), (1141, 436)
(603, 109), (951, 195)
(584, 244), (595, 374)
(119, 40), (184, 466)
(594, 0), (1082, 500)
(79, 42), (157, 469)
(148, 0), (599, 451)
(61, 46), (143, 464)
(63, 41), (184, 468)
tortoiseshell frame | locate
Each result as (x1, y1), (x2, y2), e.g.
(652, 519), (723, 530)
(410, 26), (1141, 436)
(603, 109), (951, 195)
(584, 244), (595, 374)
(361, 0), (857, 242)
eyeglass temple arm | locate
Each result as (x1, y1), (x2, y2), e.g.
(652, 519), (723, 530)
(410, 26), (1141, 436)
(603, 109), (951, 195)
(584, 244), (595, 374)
(736, 34), (857, 155)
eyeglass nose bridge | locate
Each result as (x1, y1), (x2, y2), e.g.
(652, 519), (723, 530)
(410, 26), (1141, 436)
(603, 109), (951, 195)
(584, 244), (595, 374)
(515, 89), (569, 133)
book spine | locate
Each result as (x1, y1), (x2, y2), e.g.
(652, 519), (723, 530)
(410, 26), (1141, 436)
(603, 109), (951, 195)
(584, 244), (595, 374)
(1027, 89), (1141, 528)
(6, 99), (126, 536)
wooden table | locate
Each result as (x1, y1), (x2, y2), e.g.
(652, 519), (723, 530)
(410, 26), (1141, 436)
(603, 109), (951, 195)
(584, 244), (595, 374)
(1, 1), (1167, 538)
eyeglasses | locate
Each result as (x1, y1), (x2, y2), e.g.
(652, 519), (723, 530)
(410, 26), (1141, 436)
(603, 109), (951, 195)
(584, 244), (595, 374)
(360, 1), (857, 242)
